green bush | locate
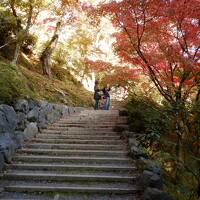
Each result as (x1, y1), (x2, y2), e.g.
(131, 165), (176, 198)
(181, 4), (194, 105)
(0, 10), (17, 46)
(0, 10), (17, 59)
(126, 96), (171, 147)
(0, 62), (33, 103)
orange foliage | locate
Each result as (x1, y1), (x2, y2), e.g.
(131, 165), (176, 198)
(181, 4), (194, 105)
(88, 0), (200, 104)
(85, 58), (141, 86)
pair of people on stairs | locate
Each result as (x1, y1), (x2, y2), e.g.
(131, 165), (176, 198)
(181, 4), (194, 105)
(94, 81), (110, 110)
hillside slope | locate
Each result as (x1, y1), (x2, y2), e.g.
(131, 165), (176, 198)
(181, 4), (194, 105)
(0, 57), (93, 106)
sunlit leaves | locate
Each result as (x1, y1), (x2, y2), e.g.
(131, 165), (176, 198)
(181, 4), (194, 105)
(95, 0), (200, 103)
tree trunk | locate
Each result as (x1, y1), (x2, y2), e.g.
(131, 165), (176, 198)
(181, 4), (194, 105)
(11, 0), (33, 65)
(176, 134), (184, 163)
(196, 89), (200, 102)
(40, 47), (53, 78)
(174, 105), (189, 164)
(40, 22), (61, 78)
(80, 68), (87, 83)
(11, 43), (21, 65)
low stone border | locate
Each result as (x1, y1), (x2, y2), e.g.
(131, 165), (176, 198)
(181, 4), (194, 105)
(0, 99), (85, 171)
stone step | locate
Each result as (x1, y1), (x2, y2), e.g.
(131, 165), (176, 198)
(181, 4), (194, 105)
(56, 121), (126, 125)
(59, 118), (124, 120)
(40, 130), (118, 135)
(41, 130), (117, 135)
(51, 123), (118, 126)
(63, 114), (120, 116)
(53, 122), (127, 126)
(0, 192), (138, 200)
(18, 149), (128, 157)
(6, 169), (135, 177)
(46, 127), (114, 131)
(1, 180), (134, 189)
(5, 184), (138, 194)
(7, 163), (136, 172)
(31, 138), (124, 145)
(57, 123), (126, 126)
(25, 143), (127, 150)
(56, 122), (126, 126)
(36, 134), (120, 140)
(59, 119), (127, 122)
(59, 118), (127, 121)
(57, 119), (127, 122)
(13, 155), (133, 164)
(48, 124), (115, 127)
(51, 128), (125, 132)
(4, 172), (136, 182)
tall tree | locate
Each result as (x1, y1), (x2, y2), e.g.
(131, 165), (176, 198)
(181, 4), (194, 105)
(66, 28), (93, 82)
(40, 21), (61, 77)
(11, 0), (33, 65)
(92, 0), (200, 161)
(39, 0), (80, 78)
(4, 0), (46, 65)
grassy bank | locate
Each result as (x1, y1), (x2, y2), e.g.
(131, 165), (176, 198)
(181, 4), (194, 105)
(0, 58), (93, 106)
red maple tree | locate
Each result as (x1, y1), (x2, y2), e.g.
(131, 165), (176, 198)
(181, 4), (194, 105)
(98, 0), (200, 106)
(85, 58), (141, 87)
(85, 0), (200, 162)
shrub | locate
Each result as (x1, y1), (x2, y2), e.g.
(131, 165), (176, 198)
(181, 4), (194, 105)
(0, 62), (33, 103)
(126, 96), (171, 147)
(0, 10), (17, 59)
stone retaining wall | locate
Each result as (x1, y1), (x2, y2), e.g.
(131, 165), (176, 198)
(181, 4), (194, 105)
(127, 133), (174, 200)
(0, 99), (85, 171)
(116, 118), (174, 200)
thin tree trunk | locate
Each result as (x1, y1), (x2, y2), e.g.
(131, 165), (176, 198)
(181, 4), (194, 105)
(174, 106), (189, 164)
(196, 89), (200, 102)
(80, 68), (87, 83)
(11, 43), (21, 65)
(10, 0), (33, 65)
(176, 134), (184, 163)
(40, 22), (61, 78)
(41, 48), (53, 77)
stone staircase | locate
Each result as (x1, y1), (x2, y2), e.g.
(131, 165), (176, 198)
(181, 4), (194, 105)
(0, 110), (140, 200)
(110, 100), (126, 110)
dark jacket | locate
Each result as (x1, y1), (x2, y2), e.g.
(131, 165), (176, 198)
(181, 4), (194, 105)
(94, 85), (101, 100)
(102, 87), (111, 98)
